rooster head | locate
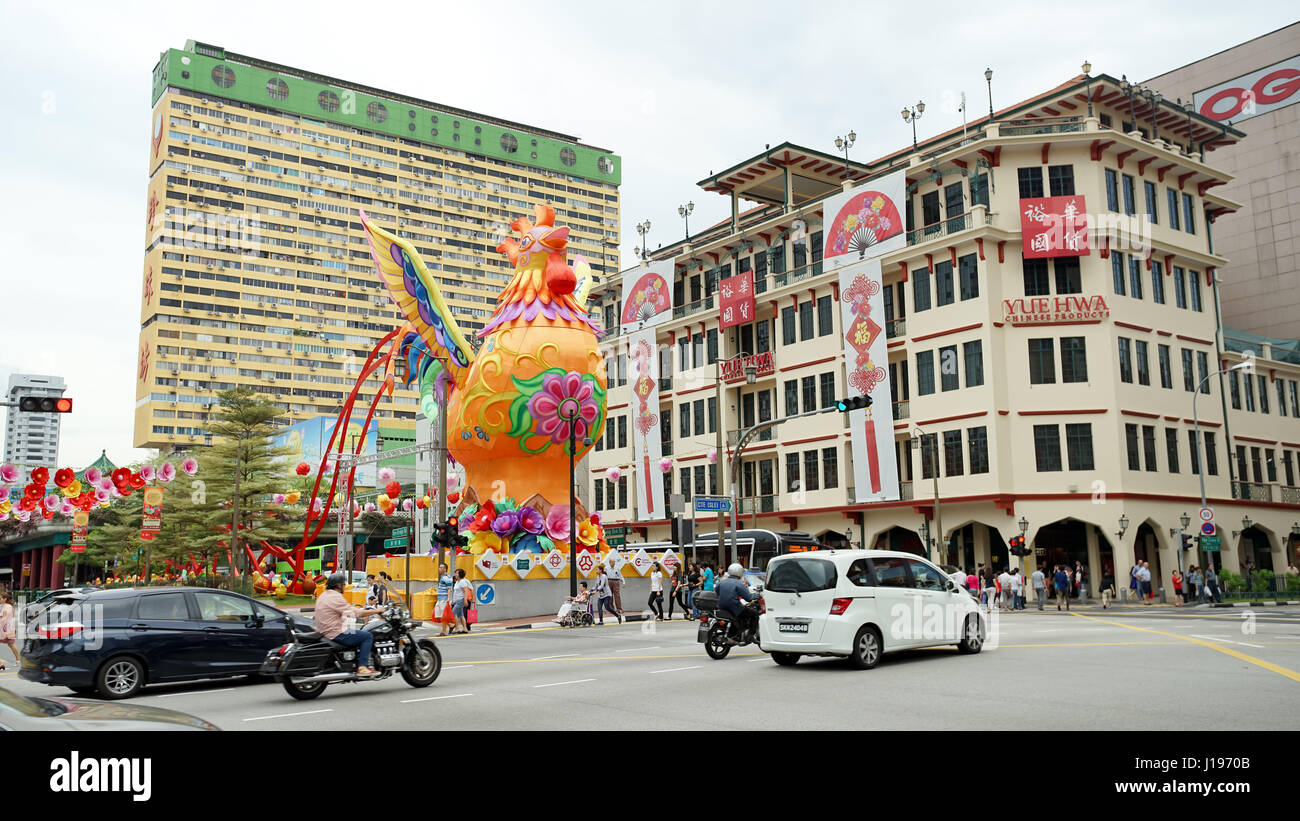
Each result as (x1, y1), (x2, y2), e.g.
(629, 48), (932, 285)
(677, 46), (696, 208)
(496, 204), (576, 296)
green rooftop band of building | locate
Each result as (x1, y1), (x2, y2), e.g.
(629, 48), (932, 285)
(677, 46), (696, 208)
(152, 41), (621, 186)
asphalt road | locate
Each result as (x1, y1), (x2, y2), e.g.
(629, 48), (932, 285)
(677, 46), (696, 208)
(5, 606), (1299, 730)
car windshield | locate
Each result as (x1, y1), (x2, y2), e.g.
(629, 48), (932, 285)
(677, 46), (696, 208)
(766, 557), (838, 593)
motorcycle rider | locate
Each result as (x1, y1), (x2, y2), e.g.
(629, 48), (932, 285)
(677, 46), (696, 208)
(316, 572), (388, 677)
(716, 563), (760, 642)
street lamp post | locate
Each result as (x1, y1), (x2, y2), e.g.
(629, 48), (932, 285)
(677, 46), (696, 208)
(833, 131), (856, 181)
(558, 398), (589, 598)
(717, 351), (757, 568)
(1145, 88), (1162, 141)
(1081, 60), (1093, 117)
(1194, 362), (1250, 512)
(985, 68), (994, 120)
(911, 428), (941, 562)
(918, 520), (930, 556)
(1121, 76), (1137, 133)
(902, 102), (925, 152)
(677, 203), (693, 242)
(635, 220), (652, 261)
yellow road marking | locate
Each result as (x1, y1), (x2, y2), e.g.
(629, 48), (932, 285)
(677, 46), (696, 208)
(1070, 612), (1300, 683)
(445, 652), (762, 665)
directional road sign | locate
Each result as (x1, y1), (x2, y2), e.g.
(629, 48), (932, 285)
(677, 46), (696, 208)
(694, 496), (732, 513)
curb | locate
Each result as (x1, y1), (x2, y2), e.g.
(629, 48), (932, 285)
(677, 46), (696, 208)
(1210, 601), (1300, 608)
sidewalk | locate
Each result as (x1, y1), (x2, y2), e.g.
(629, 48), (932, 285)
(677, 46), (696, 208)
(279, 603), (672, 631)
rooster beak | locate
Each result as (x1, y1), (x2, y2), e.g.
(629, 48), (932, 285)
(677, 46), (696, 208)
(546, 226), (570, 247)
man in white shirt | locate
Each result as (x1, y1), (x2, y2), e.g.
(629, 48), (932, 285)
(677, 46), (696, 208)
(997, 568), (1013, 609)
(1010, 569), (1025, 610)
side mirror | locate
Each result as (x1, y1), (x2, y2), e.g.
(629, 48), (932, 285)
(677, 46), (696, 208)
(945, 579), (956, 592)
(249, 613), (266, 627)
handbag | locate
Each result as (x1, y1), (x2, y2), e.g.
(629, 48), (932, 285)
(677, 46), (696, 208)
(466, 605), (478, 625)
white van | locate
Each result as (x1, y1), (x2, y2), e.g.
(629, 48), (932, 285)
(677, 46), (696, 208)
(757, 550), (984, 669)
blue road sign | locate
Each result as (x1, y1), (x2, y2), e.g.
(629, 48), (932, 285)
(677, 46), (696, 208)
(1201, 522), (1215, 536)
(474, 583), (495, 606)
(694, 497), (732, 513)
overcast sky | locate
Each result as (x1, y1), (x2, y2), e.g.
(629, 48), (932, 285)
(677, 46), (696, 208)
(0, 0), (1294, 469)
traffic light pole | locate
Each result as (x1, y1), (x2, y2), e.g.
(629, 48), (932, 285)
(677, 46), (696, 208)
(730, 400), (867, 565)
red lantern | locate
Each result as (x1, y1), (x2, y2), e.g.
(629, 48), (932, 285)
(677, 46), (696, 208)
(295, 461), (311, 476)
(31, 467), (49, 485)
(54, 468), (75, 489)
(385, 480), (402, 498)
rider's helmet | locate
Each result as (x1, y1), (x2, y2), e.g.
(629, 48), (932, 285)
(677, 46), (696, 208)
(326, 572), (347, 591)
(727, 563), (744, 579)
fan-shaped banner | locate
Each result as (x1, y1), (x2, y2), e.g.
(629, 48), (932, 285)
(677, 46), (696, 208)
(619, 260), (674, 334)
(822, 172), (907, 272)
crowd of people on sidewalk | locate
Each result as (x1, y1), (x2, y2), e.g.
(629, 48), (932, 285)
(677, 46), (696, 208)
(550, 559), (727, 626)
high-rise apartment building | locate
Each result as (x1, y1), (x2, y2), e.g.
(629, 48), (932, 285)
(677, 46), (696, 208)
(4, 373), (67, 465)
(137, 40), (621, 450)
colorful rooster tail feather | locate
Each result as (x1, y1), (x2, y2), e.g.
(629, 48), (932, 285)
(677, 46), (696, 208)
(510, 216), (534, 234)
(534, 204), (555, 227)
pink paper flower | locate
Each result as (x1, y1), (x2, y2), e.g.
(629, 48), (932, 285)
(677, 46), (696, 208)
(528, 371), (600, 446)
(16, 509), (30, 522)
(42, 494), (60, 512)
(378, 466), (396, 483)
(98, 477), (114, 492)
(402, 498), (414, 512)
(273, 493), (286, 505)
(518, 506), (545, 535)
(159, 462), (176, 483)
(446, 473), (460, 492)
(708, 447), (718, 464)
(364, 502), (377, 513)
(659, 457), (674, 473)
(95, 488), (110, 503)
(140, 465), (156, 481)
(181, 458), (198, 476)
(60, 500), (75, 516)
(0, 464), (17, 484)
(545, 504), (572, 542)
(605, 467), (621, 483)
(85, 467), (102, 484)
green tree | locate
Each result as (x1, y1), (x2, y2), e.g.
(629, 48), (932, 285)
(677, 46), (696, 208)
(197, 387), (301, 576)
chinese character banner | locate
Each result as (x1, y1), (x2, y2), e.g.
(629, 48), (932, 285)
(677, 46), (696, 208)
(1020, 195), (1088, 258)
(824, 169), (905, 503)
(718, 269), (755, 329)
(628, 328), (666, 519)
(620, 260), (674, 334)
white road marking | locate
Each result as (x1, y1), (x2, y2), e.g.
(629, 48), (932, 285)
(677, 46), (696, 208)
(530, 653), (580, 661)
(616, 646), (661, 652)
(532, 678), (596, 688)
(650, 666), (701, 674)
(156, 688), (235, 698)
(747, 658), (770, 663)
(401, 693), (474, 703)
(442, 665), (474, 670)
(242, 709), (332, 722)
(1190, 634), (1233, 643)
(1235, 642), (1265, 648)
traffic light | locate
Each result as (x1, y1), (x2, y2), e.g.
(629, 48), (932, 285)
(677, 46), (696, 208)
(1008, 534), (1029, 556)
(1180, 533), (1196, 552)
(432, 517), (468, 552)
(19, 396), (72, 413)
(834, 395), (872, 413)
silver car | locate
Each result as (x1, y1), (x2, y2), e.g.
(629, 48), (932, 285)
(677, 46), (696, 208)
(0, 685), (218, 731)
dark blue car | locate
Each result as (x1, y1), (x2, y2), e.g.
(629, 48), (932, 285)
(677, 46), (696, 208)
(20, 587), (312, 699)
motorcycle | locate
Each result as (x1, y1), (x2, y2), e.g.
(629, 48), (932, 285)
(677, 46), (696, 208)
(694, 588), (763, 660)
(261, 581), (441, 700)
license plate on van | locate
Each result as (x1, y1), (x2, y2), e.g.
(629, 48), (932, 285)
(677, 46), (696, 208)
(778, 622), (809, 633)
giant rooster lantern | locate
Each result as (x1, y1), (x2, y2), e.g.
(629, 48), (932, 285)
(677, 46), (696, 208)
(365, 204), (606, 550)
(270, 204), (608, 582)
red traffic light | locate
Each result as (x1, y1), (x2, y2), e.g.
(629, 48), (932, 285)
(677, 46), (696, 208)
(18, 395), (73, 413)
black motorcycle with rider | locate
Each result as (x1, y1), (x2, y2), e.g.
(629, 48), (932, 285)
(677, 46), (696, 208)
(261, 572), (441, 699)
(696, 563), (763, 660)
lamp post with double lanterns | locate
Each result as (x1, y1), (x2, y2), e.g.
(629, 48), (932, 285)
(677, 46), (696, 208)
(716, 352), (757, 567)
(677, 202), (693, 241)
(902, 102), (925, 152)
(1144, 87), (1162, 141)
(635, 219), (652, 261)
(1121, 75), (1137, 133)
(834, 131), (856, 181)
(910, 427), (942, 563)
